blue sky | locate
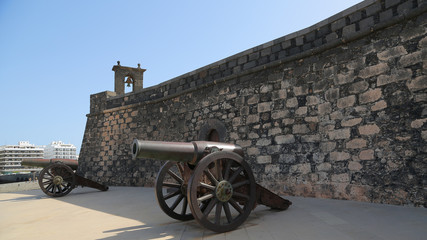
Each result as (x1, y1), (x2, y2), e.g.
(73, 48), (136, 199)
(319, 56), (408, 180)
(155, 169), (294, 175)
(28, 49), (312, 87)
(0, 0), (362, 153)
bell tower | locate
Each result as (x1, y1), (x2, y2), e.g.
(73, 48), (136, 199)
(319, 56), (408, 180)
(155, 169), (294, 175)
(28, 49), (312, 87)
(112, 61), (146, 95)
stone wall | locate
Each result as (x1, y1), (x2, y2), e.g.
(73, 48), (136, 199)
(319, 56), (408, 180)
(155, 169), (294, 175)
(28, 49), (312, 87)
(79, 0), (427, 207)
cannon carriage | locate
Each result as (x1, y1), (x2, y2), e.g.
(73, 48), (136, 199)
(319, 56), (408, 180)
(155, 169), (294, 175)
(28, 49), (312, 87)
(22, 158), (109, 197)
(132, 140), (291, 233)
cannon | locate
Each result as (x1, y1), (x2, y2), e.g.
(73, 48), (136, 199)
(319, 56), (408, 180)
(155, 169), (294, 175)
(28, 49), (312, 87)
(22, 158), (108, 197)
(132, 140), (292, 233)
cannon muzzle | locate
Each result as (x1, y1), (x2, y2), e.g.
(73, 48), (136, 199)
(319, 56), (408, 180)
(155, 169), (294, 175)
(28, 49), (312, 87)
(21, 158), (78, 170)
(132, 139), (243, 164)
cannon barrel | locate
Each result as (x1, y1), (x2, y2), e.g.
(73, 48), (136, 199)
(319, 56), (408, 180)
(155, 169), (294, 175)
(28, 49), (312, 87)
(132, 139), (243, 164)
(21, 158), (78, 170)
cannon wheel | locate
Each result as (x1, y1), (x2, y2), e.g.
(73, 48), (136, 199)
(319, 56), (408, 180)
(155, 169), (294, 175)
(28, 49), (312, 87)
(155, 161), (194, 221)
(38, 162), (76, 197)
(187, 151), (256, 233)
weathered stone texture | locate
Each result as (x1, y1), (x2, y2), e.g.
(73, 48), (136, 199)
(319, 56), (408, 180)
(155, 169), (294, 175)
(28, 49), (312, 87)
(79, 1), (427, 207)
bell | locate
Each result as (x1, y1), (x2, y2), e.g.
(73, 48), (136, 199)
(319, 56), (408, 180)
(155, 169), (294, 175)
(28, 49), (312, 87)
(124, 77), (133, 87)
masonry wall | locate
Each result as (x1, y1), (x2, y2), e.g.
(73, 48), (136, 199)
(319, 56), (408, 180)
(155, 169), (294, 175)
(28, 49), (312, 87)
(79, 0), (427, 207)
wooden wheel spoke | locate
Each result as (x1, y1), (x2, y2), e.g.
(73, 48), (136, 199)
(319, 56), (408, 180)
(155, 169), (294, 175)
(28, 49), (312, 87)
(228, 166), (243, 183)
(204, 169), (218, 186)
(43, 180), (53, 185)
(233, 192), (249, 200)
(232, 180), (250, 189)
(229, 198), (244, 214)
(181, 197), (188, 215)
(163, 189), (181, 200)
(223, 202), (232, 223)
(155, 161), (194, 221)
(199, 182), (215, 190)
(57, 185), (63, 193)
(46, 183), (54, 192)
(167, 170), (183, 184)
(163, 182), (181, 188)
(176, 163), (185, 177)
(170, 194), (184, 211)
(215, 202), (223, 224)
(216, 160), (223, 181)
(223, 160), (232, 181)
(197, 193), (214, 202)
(203, 198), (218, 217)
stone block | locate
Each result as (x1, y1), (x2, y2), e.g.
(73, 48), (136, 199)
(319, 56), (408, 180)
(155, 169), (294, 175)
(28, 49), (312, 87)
(346, 138), (367, 149)
(359, 16), (374, 32)
(271, 110), (289, 119)
(247, 147), (260, 156)
(359, 88), (382, 104)
(256, 155), (271, 164)
(286, 97), (299, 108)
(358, 63), (389, 79)
(331, 173), (349, 183)
(318, 102), (332, 115)
(371, 100), (388, 111)
(359, 149), (375, 160)
(320, 141), (336, 152)
(377, 69), (412, 86)
(377, 46), (407, 61)
(348, 161), (363, 171)
(328, 128), (351, 140)
(341, 118), (362, 127)
(247, 95), (259, 105)
(337, 95), (356, 109)
(335, 72), (354, 85)
(256, 138), (271, 146)
(399, 51), (422, 67)
(293, 124), (310, 134)
(407, 76), (427, 92)
(290, 163), (311, 174)
(295, 106), (308, 116)
(316, 163), (332, 172)
(268, 127), (282, 136)
(330, 151), (351, 161)
(275, 134), (295, 144)
(410, 118), (427, 129)
(301, 135), (321, 143)
(272, 89), (287, 100)
(349, 81), (369, 94)
(342, 24), (356, 39)
(279, 154), (296, 163)
(257, 102), (272, 113)
(294, 86), (309, 96)
(246, 114), (259, 124)
(359, 124), (380, 135)
(306, 96), (319, 105)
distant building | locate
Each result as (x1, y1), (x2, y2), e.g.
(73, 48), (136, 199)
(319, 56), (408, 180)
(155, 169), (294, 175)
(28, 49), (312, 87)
(0, 141), (44, 174)
(43, 141), (77, 160)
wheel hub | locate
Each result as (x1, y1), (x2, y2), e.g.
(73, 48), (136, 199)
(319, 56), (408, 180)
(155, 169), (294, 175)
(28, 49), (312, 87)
(53, 176), (63, 185)
(216, 180), (233, 202)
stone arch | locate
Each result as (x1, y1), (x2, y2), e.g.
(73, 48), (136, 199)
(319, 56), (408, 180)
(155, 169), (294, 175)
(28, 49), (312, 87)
(198, 119), (227, 142)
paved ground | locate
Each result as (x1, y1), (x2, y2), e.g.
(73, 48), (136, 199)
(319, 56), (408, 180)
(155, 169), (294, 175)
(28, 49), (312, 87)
(0, 186), (425, 240)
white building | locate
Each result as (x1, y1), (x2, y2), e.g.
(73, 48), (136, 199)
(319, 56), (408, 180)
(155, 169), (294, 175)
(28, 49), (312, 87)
(0, 141), (44, 173)
(43, 141), (77, 160)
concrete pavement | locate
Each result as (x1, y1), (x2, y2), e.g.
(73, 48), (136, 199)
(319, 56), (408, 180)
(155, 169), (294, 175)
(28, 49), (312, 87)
(0, 186), (425, 240)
